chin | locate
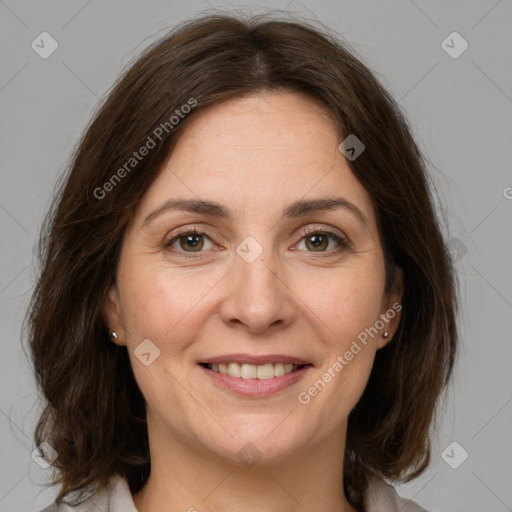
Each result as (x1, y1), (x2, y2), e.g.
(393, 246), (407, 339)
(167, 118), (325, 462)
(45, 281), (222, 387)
(198, 422), (311, 467)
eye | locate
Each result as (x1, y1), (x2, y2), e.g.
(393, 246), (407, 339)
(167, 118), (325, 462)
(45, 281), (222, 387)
(164, 226), (217, 258)
(294, 226), (349, 254)
(163, 224), (350, 259)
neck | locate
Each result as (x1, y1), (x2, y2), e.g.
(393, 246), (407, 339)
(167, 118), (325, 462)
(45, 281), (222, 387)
(133, 421), (358, 512)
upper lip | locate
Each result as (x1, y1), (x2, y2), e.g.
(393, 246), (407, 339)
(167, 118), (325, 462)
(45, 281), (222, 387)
(199, 353), (312, 366)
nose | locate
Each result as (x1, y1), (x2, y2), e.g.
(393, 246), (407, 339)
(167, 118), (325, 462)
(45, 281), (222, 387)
(220, 248), (297, 335)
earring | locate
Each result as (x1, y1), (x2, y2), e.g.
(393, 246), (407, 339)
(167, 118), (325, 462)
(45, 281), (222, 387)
(110, 332), (118, 340)
(382, 331), (389, 339)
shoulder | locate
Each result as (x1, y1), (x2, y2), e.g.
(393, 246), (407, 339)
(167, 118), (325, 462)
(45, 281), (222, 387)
(36, 474), (137, 512)
(365, 477), (429, 512)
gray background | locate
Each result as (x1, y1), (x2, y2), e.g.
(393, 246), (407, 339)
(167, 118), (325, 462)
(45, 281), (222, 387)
(1, 1), (511, 511)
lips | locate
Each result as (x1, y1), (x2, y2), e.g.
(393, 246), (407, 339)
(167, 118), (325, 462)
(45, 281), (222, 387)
(199, 363), (312, 397)
(197, 353), (313, 396)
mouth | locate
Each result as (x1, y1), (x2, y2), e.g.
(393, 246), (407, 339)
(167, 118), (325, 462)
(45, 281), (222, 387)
(198, 362), (311, 379)
(197, 357), (313, 397)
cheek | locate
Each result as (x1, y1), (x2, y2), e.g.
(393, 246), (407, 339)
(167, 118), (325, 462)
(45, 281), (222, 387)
(293, 262), (384, 415)
(296, 260), (385, 345)
(307, 347), (375, 433)
(119, 259), (217, 342)
(117, 262), (209, 412)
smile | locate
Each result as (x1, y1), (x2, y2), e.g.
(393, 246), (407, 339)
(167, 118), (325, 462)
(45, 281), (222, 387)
(198, 361), (313, 397)
(200, 362), (306, 379)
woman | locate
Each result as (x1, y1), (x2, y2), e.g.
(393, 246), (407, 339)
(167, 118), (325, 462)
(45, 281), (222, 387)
(28, 12), (458, 512)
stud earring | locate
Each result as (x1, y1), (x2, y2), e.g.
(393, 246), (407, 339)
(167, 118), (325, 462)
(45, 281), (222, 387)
(110, 332), (118, 340)
(382, 331), (389, 339)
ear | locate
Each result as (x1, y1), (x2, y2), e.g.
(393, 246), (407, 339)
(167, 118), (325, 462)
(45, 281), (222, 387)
(102, 282), (127, 346)
(376, 266), (404, 349)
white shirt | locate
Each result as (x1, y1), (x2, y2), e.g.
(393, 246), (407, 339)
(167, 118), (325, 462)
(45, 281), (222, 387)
(39, 473), (428, 512)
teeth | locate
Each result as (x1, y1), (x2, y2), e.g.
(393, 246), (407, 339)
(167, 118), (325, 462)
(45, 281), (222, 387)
(241, 363), (257, 379)
(207, 362), (300, 378)
(257, 363), (275, 380)
(274, 363), (285, 377)
(227, 362), (241, 377)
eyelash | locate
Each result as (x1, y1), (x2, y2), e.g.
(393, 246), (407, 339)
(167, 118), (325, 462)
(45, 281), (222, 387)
(163, 225), (349, 259)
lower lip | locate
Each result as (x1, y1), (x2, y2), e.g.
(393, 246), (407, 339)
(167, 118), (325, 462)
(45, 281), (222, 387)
(198, 364), (312, 397)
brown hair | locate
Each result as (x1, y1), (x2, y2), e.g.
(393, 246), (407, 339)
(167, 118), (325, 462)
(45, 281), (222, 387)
(26, 11), (458, 511)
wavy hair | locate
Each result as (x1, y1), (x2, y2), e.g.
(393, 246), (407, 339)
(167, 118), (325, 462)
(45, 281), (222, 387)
(26, 11), (458, 511)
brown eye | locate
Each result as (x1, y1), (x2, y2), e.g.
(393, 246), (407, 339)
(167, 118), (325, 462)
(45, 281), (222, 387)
(176, 233), (205, 252)
(296, 228), (349, 253)
(304, 233), (330, 251)
(164, 229), (216, 256)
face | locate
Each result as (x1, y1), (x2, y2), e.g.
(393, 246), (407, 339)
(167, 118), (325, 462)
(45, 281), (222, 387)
(104, 90), (402, 467)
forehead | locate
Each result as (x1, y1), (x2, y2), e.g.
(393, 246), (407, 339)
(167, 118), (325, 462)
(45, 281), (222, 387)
(134, 91), (378, 230)
(177, 90), (339, 147)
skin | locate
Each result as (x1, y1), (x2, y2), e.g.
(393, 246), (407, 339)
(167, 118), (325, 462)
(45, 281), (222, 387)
(103, 90), (403, 512)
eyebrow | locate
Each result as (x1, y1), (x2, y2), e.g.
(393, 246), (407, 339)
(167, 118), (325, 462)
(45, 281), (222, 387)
(142, 197), (370, 228)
